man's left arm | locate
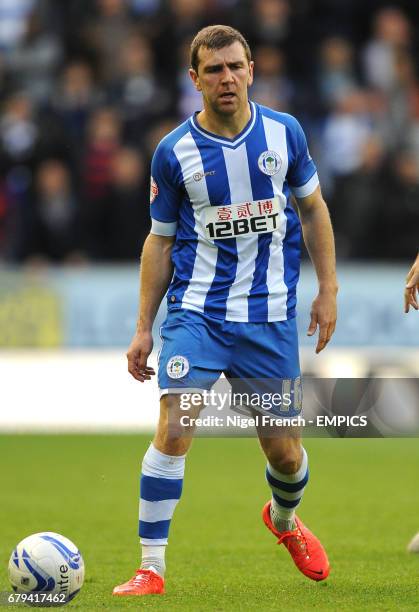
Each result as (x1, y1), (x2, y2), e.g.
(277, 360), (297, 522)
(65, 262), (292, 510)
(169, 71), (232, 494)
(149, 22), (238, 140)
(296, 186), (338, 353)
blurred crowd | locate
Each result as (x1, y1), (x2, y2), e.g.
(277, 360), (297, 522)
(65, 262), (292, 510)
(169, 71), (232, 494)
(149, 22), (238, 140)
(0, 0), (418, 264)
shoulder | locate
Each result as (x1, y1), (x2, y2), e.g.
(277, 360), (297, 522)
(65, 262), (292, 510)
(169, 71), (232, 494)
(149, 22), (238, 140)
(257, 104), (305, 137)
(152, 121), (191, 182)
(154, 120), (191, 158)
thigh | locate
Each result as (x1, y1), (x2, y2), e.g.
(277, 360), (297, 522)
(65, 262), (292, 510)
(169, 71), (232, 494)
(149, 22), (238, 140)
(158, 309), (232, 395)
(227, 318), (302, 417)
(229, 317), (300, 379)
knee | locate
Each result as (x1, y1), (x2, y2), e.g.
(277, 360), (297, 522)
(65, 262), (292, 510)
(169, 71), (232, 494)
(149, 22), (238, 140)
(153, 430), (191, 457)
(154, 395), (195, 456)
(267, 449), (302, 475)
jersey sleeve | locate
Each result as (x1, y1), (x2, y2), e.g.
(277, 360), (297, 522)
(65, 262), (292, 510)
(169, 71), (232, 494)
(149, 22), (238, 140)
(149, 141), (182, 236)
(286, 117), (319, 199)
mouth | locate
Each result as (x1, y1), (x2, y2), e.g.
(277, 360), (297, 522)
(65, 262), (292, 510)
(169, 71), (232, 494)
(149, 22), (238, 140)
(219, 92), (237, 102)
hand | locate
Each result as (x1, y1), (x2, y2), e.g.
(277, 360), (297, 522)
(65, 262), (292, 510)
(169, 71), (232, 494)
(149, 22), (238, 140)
(307, 291), (337, 354)
(404, 257), (419, 313)
(126, 331), (156, 382)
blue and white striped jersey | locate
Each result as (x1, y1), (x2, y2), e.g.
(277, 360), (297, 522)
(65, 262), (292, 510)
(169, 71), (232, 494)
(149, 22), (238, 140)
(149, 101), (318, 323)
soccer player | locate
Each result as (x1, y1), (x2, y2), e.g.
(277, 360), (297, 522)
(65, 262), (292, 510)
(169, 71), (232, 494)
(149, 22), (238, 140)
(113, 25), (338, 596)
(404, 253), (419, 313)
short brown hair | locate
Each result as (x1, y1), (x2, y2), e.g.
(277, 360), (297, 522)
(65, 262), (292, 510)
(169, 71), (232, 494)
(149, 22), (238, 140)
(190, 25), (251, 73)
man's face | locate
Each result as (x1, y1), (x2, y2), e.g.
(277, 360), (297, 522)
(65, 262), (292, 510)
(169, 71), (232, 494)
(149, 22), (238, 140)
(190, 42), (254, 116)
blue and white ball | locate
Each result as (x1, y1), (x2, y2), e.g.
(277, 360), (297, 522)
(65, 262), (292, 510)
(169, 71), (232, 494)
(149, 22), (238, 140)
(8, 532), (84, 600)
(407, 532), (419, 553)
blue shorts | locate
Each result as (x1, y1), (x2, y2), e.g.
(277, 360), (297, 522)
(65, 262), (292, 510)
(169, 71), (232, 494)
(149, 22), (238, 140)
(158, 309), (301, 416)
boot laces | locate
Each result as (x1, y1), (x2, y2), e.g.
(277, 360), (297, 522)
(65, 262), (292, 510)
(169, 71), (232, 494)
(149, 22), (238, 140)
(133, 570), (152, 584)
(278, 527), (309, 558)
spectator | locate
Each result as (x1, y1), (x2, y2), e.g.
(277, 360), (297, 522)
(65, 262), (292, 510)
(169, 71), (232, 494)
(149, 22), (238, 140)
(83, 107), (121, 202)
(0, 90), (73, 170)
(330, 135), (386, 258)
(0, 93), (39, 165)
(383, 48), (419, 153)
(177, 36), (202, 119)
(378, 149), (419, 259)
(169, 0), (209, 30)
(25, 159), (80, 262)
(322, 89), (376, 180)
(363, 7), (411, 93)
(130, 0), (161, 17)
(0, 50), (7, 95)
(5, 10), (62, 104)
(251, 45), (293, 111)
(108, 34), (171, 141)
(83, 0), (134, 84)
(0, 0), (36, 53)
(319, 86), (380, 213)
(0, 176), (13, 260)
(317, 37), (358, 110)
(152, 0), (208, 86)
(50, 60), (104, 146)
(81, 107), (121, 258)
(245, 0), (291, 46)
(106, 147), (149, 259)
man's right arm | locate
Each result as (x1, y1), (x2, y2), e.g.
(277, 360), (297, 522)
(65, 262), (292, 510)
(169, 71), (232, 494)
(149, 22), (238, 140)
(127, 233), (175, 382)
(404, 253), (419, 313)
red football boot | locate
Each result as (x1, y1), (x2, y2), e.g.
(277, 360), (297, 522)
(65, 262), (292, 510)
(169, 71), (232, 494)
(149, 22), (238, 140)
(262, 501), (330, 581)
(112, 568), (165, 596)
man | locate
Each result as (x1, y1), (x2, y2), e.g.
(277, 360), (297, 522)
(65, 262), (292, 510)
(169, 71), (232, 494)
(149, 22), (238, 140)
(404, 253), (419, 554)
(404, 253), (419, 313)
(113, 25), (338, 597)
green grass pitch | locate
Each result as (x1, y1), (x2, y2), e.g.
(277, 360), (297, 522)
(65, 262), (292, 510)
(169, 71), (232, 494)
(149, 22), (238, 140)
(1, 435), (418, 611)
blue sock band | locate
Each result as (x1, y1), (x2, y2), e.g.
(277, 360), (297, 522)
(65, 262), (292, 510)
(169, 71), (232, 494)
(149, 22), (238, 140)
(139, 444), (185, 545)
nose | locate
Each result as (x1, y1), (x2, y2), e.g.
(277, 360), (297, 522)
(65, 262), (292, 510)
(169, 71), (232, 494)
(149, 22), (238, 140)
(221, 66), (234, 83)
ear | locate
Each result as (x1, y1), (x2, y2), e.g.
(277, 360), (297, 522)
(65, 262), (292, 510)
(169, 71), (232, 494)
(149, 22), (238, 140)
(189, 68), (202, 91)
(247, 61), (254, 87)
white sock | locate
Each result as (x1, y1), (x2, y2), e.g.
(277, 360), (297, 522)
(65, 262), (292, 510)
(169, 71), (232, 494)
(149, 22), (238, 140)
(266, 447), (309, 532)
(139, 444), (186, 577)
(140, 545), (166, 577)
(271, 498), (296, 531)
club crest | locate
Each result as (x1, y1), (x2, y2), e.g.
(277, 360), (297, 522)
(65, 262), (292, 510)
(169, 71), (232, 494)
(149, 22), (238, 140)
(167, 355), (189, 379)
(258, 150), (282, 176)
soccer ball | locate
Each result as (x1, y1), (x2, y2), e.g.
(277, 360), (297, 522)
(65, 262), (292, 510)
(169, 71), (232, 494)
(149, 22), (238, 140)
(8, 532), (84, 601)
(407, 532), (419, 553)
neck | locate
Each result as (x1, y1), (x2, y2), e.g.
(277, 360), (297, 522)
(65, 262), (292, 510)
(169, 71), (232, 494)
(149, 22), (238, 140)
(196, 101), (251, 139)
